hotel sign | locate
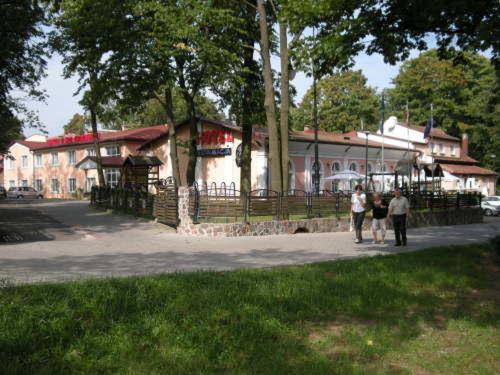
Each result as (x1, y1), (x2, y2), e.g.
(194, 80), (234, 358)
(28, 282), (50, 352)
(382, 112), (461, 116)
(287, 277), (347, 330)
(196, 148), (232, 157)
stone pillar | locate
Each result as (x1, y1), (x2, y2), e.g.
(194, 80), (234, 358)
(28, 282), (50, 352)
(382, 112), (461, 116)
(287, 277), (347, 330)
(178, 186), (193, 228)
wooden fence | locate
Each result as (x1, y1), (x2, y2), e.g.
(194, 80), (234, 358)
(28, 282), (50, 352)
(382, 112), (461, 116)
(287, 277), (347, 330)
(90, 186), (155, 218)
(188, 186), (482, 224)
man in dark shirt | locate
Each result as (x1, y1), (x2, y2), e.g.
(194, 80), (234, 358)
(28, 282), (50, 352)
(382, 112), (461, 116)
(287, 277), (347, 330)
(371, 192), (388, 244)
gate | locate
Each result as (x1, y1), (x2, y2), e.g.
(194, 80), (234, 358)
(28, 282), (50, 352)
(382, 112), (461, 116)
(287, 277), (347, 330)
(154, 177), (178, 226)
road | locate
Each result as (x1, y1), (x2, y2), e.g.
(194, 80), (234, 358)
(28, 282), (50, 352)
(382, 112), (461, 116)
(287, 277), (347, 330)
(0, 199), (499, 284)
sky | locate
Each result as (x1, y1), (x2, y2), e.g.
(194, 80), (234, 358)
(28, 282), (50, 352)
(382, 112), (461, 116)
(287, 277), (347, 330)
(25, 48), (422, 137)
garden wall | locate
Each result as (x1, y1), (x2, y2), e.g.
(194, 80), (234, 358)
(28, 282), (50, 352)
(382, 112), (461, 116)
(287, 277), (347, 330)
(177, 187), (483, 238)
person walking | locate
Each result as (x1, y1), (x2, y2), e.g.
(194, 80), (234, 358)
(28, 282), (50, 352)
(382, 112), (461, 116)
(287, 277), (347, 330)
(351, 184), (367, 243)
(388, 187), (410, 246)
(371, 192), (388, 244)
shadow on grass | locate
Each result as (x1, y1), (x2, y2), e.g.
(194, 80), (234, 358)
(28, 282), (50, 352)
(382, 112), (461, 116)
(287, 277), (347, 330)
(0, 243), (498, 374)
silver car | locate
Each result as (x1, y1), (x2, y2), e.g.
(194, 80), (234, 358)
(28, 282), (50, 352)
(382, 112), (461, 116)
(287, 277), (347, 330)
(481, 196), (500, 216)
(7, 187), (44, 199)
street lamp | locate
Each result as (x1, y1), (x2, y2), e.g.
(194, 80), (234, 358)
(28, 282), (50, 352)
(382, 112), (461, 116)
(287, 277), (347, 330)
(312, 27), (319, 195)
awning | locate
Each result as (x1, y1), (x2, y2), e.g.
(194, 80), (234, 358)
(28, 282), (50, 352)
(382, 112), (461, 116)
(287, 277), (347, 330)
(123, 155), (163, 167)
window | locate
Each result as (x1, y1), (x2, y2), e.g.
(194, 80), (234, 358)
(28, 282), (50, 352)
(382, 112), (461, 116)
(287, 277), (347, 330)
(21, 155), (28, 168)
(331, 162), (341, 192)
(311, 161), (323, 190)
(450, 145), (456, 156)
(68, 150), (76, 165)
(288, 161), (295, 191)
(35, 154), (42, 167)
(105, 145), (120, 156)
(9, 180), (15, 188)
(7, 158), (14, 169)
(87, 148), (96, 156)
(51, 178), (60, 193)
(21, 180), (28, 187)
(367, 163), (373, 174)
(105, 168), (120, 187)
(86, 177), (96, 192)
(34, 179), (43, 192)
(349, 162), (358, 172)
(51, 152), (59, 166)
(430, 142), (435, 154)
(439, 143), (444, 155)
(68, 178), (76, 193)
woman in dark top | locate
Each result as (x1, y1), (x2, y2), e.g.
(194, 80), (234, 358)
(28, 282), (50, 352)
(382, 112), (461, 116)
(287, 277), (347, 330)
(371, 192), (388, 244)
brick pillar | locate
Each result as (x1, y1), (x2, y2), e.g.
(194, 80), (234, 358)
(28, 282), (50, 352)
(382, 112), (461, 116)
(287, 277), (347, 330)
(178, 186), (193, 228)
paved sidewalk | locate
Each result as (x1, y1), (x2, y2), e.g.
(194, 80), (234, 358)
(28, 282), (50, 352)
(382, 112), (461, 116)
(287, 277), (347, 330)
(0, 200), (499, 284)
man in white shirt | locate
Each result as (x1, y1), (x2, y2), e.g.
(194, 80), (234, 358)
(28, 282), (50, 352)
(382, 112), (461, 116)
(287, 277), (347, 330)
(388, 187), (410, 246)
(351, 184), (367, 243)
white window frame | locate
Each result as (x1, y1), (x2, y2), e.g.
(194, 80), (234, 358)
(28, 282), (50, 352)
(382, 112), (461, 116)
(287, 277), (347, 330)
(349, 162), (359, 172)
(21, 155), (28, 168)
(105, 145), (120, 156)
(50, 152), (59, 166)
(51, 178), (60, 193)
(87, 148), (96, 157)
(9, 180), (15, 188)
(105, 168), (121, 187)
(68, 178), (76, 193)
(86, 177), (97, 192)
(35, 154), (42, 168)
(7, 158), (15, 170)
(68, 150), (76, 165)
(35, 179), (43, 192)
(21, 179), (28, 187)
(439, 143), (444, 155)
(450, 145), (456, 156)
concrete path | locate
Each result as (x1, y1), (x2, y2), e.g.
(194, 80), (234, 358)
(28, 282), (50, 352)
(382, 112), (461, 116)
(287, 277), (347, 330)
(0, 200), (499, 284)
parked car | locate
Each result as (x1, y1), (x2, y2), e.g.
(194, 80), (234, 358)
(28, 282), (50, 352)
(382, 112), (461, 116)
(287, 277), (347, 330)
(7, 187), (43, 199)
(481, 196), (500, 216)
(0, 186), (6, 199)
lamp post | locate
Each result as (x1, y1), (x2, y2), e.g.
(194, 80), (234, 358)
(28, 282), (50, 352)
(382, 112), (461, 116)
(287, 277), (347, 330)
(364, 131), (369, 190)
(312, 27), (320, 195)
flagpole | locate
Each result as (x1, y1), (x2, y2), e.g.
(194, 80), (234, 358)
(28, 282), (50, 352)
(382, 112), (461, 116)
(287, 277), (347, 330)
(430, 103), (434, 196)
(381, 91), (385, 193)
(406, 101), (410, 193)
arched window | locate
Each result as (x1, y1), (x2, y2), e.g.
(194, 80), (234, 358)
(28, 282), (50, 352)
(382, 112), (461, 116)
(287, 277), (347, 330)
(381, 163), (387, 172)
(349, 162), (358, 172)
(367, 163), (373, 174)
(288, 160), (296, 191)
(331, 161), (341, 192)
(311, 161), (323, 191)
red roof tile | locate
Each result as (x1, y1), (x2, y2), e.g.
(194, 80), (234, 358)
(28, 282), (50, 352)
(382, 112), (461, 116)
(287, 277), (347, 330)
(14, 125), (168, 151)
(434, 155), (478, 164)
(407, 124), (460, 141)
(440, 163), (497, 176)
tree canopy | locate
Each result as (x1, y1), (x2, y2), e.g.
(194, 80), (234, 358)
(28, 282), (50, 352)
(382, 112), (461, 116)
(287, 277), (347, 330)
(292, 70), (379, 133)
(63, 113), (86, 134)
(389, 50), (499, 173)
(0, 0), (48, 152)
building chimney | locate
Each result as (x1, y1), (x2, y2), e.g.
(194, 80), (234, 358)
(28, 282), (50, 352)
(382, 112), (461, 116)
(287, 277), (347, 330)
(462, 133), (469, 156)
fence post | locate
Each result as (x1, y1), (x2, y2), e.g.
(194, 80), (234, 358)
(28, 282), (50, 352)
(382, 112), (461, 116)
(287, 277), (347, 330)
(456, 192), (460, 209)
(335, 193), (340, 219)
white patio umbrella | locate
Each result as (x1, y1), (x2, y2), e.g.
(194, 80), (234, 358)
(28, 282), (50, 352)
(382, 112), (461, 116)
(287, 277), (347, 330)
(324, 170), (364, 181)
(324, 170), (364, 191)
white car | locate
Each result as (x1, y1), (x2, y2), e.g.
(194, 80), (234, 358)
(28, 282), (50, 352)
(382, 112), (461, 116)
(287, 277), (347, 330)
(481, 196), (500, 216)
(7, 187), (44, 199)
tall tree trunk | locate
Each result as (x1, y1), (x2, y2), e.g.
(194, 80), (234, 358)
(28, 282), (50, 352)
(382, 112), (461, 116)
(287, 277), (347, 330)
(184, 94), (197, 186)
(240, 1), (257, 195)
(164, 86), (181, 184)
(90, 108), (105, 186)
(279, 21), (290, 194)
(257, 0), (281, 192)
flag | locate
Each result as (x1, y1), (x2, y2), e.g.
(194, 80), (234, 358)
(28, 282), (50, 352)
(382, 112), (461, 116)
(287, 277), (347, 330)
(379, 91), (385, 134)
(424, 105), (434, 139)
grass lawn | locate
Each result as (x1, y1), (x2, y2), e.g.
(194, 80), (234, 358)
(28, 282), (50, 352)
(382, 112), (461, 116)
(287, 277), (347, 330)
(1, 243), (499, 374)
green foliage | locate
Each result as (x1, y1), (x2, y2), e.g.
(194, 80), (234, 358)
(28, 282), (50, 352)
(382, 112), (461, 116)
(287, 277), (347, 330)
(1, 243), (498, 374)
(63, 113), (87, 135)
(389, 50), (500, 172)
(292, 70), (379, 132)
(0, 0), (48, 151)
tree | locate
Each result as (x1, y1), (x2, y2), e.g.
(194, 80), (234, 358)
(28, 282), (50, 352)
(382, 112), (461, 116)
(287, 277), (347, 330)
(292, 70), (379, 133)
(50, 0), (131, 186)
(0, 0), (47, 152)
(63, 113), (86, 134)
(389, 50), (499, 173)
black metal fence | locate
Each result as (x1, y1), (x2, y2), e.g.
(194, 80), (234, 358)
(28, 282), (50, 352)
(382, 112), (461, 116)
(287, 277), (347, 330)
(90, 186), (155, 218)
(189, 184), (482, 224)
